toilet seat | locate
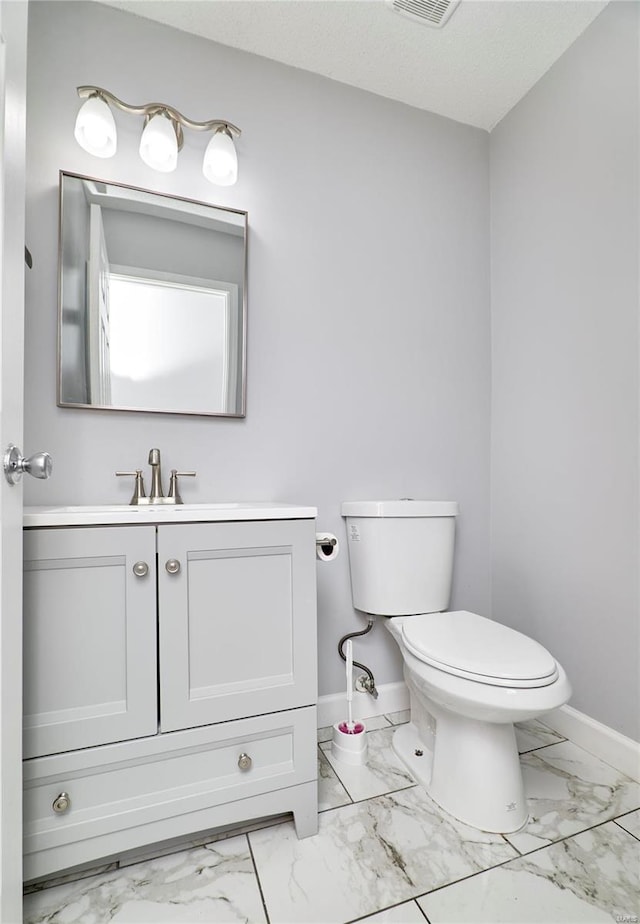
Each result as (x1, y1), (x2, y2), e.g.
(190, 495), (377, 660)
(401, 610), (559, 689)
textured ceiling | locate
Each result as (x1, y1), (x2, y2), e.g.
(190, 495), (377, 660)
(98, 0), (608, 130)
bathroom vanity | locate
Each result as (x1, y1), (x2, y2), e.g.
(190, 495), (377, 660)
(22, 504), (318, 881)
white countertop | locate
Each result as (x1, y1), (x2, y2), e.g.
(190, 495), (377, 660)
(24, 503), (317, 527)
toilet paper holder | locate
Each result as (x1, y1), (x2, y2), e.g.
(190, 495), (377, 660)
(316, 533), (340, 563)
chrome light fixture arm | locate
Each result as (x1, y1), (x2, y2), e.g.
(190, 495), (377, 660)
(75, 86), (241, 184)
(77, 86), (241, 141)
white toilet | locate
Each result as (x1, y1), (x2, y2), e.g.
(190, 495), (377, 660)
(341, 500), (571, 834)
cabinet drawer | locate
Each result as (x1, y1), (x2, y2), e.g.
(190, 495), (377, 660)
(24, 707), (317, 857)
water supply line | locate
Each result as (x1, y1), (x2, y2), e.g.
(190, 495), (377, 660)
(338, 617), (378, 699)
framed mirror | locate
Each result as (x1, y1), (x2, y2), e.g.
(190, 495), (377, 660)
(58, 172), (247, 417)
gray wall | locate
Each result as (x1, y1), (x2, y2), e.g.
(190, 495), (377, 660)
(490, 1), (639, 739)
(24, 1), (491, 699)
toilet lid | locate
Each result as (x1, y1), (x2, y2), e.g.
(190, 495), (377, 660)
(401, 610), (559, 688)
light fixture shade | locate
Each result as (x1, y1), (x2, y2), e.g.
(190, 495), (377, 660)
(139, 113), (178, 173)
(203, 129), (238, 186)
(74, 95), (117, 158)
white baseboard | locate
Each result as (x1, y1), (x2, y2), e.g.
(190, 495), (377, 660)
(317, 681), (409, 729)
(543, 705), (640, 781)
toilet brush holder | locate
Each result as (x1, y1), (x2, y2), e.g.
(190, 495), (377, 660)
(331, 721), (368, 765)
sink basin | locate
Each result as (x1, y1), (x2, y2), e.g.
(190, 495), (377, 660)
(24, 503), (317, 527)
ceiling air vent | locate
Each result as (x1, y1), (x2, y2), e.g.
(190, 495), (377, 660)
(386, 0), (461, 28)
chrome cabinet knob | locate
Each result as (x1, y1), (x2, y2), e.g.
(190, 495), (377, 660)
(238, 753), (252, 771)
(133, 561), (149, 578)
(4, 444), (53, 485)
(165, 559), (181, 575)
(52, 792), (71, 814)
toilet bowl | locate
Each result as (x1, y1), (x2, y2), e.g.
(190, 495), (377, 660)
(341, 500), (572, 834)
(386, 612), (571, 832)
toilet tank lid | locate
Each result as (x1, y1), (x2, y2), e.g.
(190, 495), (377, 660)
(341, 500), (458, 518)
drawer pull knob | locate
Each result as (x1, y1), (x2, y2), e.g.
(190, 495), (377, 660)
(165, 559), (181, 575)
(238, 752), (252, 771)
(133, 561), (149, 578)
(52, 792), (71, 814)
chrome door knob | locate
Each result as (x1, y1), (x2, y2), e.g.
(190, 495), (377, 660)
(4, 444), (53, 485)
(238, 753), (252, 771)
(165, 559), (181, 575)
(52, 792), (71, 814)
(133, 561), (149, 578)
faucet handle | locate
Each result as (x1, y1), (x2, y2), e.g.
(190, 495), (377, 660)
(168, 470), (196, 505)
(116, 470), (146, 505)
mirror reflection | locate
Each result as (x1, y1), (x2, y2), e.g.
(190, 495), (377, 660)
(58, 172), (247, 417)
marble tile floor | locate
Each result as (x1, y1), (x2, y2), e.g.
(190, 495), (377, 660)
(24, 712), (640, 924)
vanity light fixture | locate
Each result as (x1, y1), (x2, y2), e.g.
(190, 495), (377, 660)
(139, 112), (180, 173)
(74, 86), (241, 186)
(202, 128), (238, 187)
(73, 93), (117, 158)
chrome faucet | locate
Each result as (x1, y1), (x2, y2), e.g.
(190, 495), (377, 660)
(116, 449), (196, 505)
(148, 448), (164, 501)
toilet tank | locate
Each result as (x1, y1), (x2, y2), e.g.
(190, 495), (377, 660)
(341, 500), (458, 616)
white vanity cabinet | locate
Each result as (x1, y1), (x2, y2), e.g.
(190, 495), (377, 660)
(22, 506), (318, 881)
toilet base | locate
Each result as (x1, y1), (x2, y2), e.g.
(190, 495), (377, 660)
(392, 718), (529, 834)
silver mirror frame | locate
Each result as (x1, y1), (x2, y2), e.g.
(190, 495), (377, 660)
(57, 170), (248, 418)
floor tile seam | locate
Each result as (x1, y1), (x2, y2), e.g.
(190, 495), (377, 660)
(318, 753), (419, 803)
(517, 737), (568, 756)
(277, 786), (526, 905)
(318, 804), (349, 814)
(505, 813), (640, 860)
(353, 839), (525, 910)
(337, 782), (419, 808)
(614, 807), (640, 820)
(246, 832), (271, 924)
(30, 813), (295, 895)
(406, 839), (550, 905)
(318, 789), (353, 812)
(532, 738), (639, 783)
(317, 743), (355, 807)
(612, 818), (640, 842)
(499, 832), (521, 855)
(402, 816), (640, 910)
(345, 898), (430, 924)
(325, 774), (418, 805)
(521, 738), (579, 760)
(192, 814), (292, 848)
(386, 811), (640, 905)
(299, 783), (421, 823)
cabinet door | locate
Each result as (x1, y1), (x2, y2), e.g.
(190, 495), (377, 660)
(158, 520), (317, 732)
(23, 527), (157, 759)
